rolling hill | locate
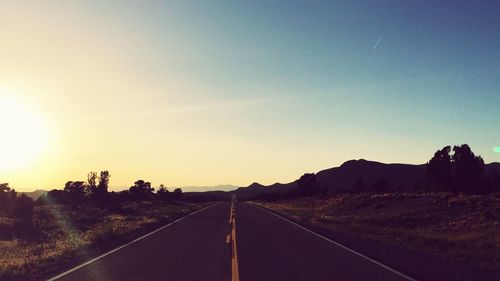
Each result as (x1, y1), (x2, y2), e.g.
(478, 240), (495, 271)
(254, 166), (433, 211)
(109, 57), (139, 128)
(20, 189), (48, 201)
(234, 159), (500, 200)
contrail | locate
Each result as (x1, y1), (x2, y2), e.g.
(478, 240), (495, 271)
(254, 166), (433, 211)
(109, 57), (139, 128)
(372, 34), (384, 51)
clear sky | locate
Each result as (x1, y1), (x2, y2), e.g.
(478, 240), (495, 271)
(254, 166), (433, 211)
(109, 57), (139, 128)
(1, 1), (499, 191)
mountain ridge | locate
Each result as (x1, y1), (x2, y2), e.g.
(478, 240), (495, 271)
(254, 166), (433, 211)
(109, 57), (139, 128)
(234, 159), (500, 199)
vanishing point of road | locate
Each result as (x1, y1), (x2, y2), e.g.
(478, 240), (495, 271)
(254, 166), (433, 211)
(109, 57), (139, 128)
(48, 198), (416, 281)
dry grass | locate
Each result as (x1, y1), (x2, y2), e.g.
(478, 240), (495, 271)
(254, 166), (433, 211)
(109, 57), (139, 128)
(257, 192), (500, 269)
(0, 201), (210, 281)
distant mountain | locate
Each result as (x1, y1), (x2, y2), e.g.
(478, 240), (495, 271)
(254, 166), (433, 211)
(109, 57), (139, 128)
(248, 182), (261, 188)
(20, 189), (48, 200)
(234, 159), (500, 200)
(16, 161), (500, 201)
(183, 190), (232, 200)
(180, 184), (238, 192)
(234, 181), (297, 200)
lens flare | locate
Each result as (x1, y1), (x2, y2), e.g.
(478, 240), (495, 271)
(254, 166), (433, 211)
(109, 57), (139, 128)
(495, 147), (500, 153)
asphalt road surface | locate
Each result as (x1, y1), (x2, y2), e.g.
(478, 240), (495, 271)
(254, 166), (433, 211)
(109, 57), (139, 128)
(49, 201), (416, 281)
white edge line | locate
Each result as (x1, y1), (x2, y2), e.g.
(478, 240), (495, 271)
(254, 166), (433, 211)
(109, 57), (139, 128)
(249, 203), (418, 281)
(47, 203), (218, 281)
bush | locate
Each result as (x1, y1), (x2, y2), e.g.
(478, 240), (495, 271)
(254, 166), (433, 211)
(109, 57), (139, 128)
(12, 195), (34, 237)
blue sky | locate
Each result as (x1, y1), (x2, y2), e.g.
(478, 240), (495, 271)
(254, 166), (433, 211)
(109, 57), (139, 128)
(144, 0), (500, 159)
(1, 1), (499, 189)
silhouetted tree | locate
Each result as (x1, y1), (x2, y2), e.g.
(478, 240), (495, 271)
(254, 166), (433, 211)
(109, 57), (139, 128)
(94, 171), (110, 205)
(0, 183), (17, 215)
(157, 184), (170, 202)
(352, 177), (367, 192)
(129, 180), (154, 200)
(64, 181), (86, 205)
(426, 144), (486, 194)
(452, 144), (484, 193)
(47, 189), (70, 204)
(412, 182), (422, 192)
(426, 146), (453, 191)
(85, 171), (110, 205)
(481, 177), (496, 195)
(98, 171), (110, 192)
(319, 184), (329, 197)
(172, 188), (183, 200)
(87, 172), (98, 194)
(0, 183), (10, 214)
(12, 194), (34, 235)
(371, 179), (390, 193)
(494, 172), (500, 193)
(292, 173), (321, 197)
(108, 190), (131, 203)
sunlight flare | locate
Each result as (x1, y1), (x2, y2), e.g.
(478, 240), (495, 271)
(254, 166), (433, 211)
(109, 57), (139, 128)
(0, 91), (49, 170)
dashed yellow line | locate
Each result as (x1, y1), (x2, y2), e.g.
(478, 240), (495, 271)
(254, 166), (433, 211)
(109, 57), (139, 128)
(231, 216), (239, 281)
(229, 195), (239, 281)
(229, 203), (234, 224)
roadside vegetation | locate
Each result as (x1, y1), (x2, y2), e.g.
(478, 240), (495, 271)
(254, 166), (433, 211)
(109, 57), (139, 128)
(0, 172), (214, 281)
(257, 192), (500, 269)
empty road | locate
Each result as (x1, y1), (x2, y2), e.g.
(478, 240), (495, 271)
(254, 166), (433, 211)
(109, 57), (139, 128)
(49, 200), (415, 281)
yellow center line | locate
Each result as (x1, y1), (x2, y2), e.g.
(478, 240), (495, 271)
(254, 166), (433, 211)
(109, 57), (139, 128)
(231, 211), (239, 281)
(227, 195), (240, 281)
(229, 202), (234, 224)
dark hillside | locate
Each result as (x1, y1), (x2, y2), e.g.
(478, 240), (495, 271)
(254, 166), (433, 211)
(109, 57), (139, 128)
(316, 159), (426, 192)
(234, 160), (500, 198)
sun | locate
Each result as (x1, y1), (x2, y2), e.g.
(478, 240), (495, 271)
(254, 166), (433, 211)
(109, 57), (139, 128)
(0, 93), (48, 171)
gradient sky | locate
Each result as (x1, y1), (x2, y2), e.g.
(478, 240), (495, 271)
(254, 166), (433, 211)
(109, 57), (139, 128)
(1, 1), (499, 191)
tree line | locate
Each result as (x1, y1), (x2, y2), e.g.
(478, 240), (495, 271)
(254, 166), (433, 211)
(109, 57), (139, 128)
(38, 171), (184, 206)
(348, 144), (498, 195)
(425, 144), (496, 194)
(0, 171), (185, 237)
(0, 183), (35, 236)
